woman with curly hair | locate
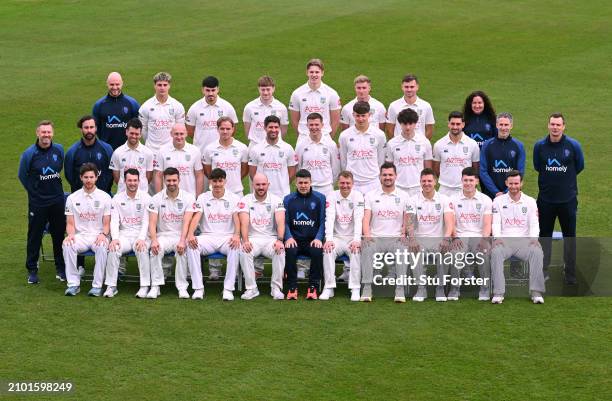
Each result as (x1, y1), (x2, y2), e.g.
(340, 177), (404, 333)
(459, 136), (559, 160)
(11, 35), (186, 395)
(463, 90), (497, 148)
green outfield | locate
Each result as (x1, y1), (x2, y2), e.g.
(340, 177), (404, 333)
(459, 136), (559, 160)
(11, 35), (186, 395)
(1, 0), (611, 400)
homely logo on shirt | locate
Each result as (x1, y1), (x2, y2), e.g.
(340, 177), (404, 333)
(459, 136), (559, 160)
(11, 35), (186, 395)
(40, 166), (61, 181)
(545, 158), (568, 172)
(293, 211), (315, 227)
(492, 160), (512, 173)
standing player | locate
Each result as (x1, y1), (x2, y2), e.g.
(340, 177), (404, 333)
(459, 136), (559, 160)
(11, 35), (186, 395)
(480, 112), (526, 199)
(385, 108), (433, 197)
(433, 111), (480, 197)
(322, 171), (364, 301)
(243, 75), (289, 144)
(110, 118), (155, 193)
(361, 163), (413, 303)
(148, 167), (196, 299)
(238, 173), (286, 300)
(186, 168), (241, 301)
(154, 123), (204, 196)
(490, 171), (545, 304)
(449, 167), (492, 301)
(283, 169), (326, 300)
(533, 113), (584, 285)
(203, 117), (249, 196)
(64, 115), (114, 193)
(63, 163), (112, 297)
(410, 168), (455, 302)
(104, 169), (151, 298)
(185, 76), (239, 156)
(338, 101), (386, 195)
(340, 75), (386, 131)
(92, 72), (140, 150)
(289, 58), (341, 145)
(18, 120), (66, 284)
(462, 91), (497, 148)
(295, 113), (340, 196)
(386, 74), (435, 140)
(139, 72), (186, 156)
(248, 115), (297, 198)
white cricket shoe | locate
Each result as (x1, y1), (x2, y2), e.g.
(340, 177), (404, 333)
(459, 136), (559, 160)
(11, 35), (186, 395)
(191, 289), (204, 300)
(271, 288), (284, 300)
(241, 289), (260, 300)
(319, 288), (334, 300)
(350, 289), (360, 302)
(222, 289), (234, 301)
(146, 286), (160, 299)
(491, 296), (504, 304)
(135, 287), (149, 298)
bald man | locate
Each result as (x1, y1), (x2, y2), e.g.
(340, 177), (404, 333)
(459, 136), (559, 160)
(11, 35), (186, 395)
(93, 72), (140, 150)
(238, 173), (286, 300)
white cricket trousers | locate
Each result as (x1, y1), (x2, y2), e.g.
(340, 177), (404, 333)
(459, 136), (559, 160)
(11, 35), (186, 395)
(239, 237), (285, 291)
(150, 233), (187, 291)
(186, 234), (239, 291)
(490, 239), (545, 296)
(449, 237), (491, 295)
(323, 237), (361, 290)
(63, 234), (108, 288)
(105, 235), (151, 287)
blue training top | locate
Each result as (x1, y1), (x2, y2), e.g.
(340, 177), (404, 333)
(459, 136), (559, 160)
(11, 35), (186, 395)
(464, 115), (497, 148)
(480, 135), (526, 197)
(283, 190), (326, 242)
(64, 138), (114, 193)
(92, 92), (140, 150)
(18, 141), (65, 207)
(533, 134), (584, 203)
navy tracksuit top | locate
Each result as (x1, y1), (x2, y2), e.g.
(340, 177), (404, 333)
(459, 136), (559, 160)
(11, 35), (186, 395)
(283, 190), (326, 242)
(480, 135), (526, 196)
(18, 141), (65, 207)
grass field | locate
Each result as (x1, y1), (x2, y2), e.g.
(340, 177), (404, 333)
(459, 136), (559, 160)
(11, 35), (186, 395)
(1, 1), (611, 400)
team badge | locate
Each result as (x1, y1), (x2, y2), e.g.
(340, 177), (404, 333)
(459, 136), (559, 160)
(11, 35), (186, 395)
(349, 202), (354, 209)
(169, 107), (175, 115)
(522, 206), (527, 214)
(177, 201), (183, 210)
(136, 204), (142, 211)
(185, 154), (191, 161)
(138, 157), (144, 164)
(271, 110), (277, 116)
(94, 200), (100, 208)
(123, 107), (129, 114)
(510, 150), (516, 158)
(233, 149), (239, 156)
(97, 152), (102, 160)
(395, 147), (401, 152)
(266, 205), (271, 212)
(370, 138), (375, 145)
(435, 203), (441, 211)
(218, 110), (223, 117)
(565, 149), (571, 157)
(310, 202), (317, 210)
(395, 198), (400, 204)
(476, 203), (481, 210)
(224, 201), (230, 209)
(279, 151), (284, 158)
(320, 97), (326, 104)
(322, 147), (328, 154)
(463, 146), (469, 154)
(485, 123), (491, 130)
(52, 154), (58, 161)
(415, 145), (420, 152)
(443, 149), (448, 153)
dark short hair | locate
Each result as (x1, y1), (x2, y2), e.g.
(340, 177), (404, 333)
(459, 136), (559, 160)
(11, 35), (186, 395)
(461, 167), (479, 179)
(506, 170), (522, 180)
(264, 115), (281, 127)
(126, 118), (142, 130)
(402, 74), (419, 84)
(210, 168), (227, 180)
(124, 168), (140, 179)
(448, 111), (464, 121)
(79, 162), (99, 176)
(397, 108), (419, 125)
(163, 167), (180, 177)
(380, 161), (396, 173)
(202, 76), (219, 88)
(420, 167), (436, 178)
(77, 115), (96, 129)
(295, 169), (312, 179)
(307, 113), (323, 122)
(353, 101), (370, 115)
(549, 112), (565, 123)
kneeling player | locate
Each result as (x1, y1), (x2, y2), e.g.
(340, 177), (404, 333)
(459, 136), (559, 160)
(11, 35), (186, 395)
(104, 169), (151, 298)
(63, 163), (112, 296)
(322, 171), (364, 301)
(186, 168), (241, 300)
(238, 173), (286, 300)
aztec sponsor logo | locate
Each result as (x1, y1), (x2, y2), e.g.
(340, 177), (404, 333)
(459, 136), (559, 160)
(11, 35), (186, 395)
(215, 161), (240, 170)
(336, 214), (353, 224)
(207, 212), (232, 223)
(78, 211), (98, 222)
(492, 160), (512, 173)
(153, 119), (173, 129)
(418, 213), (441, 224)
(293, 211), (314, 227)
(122, 216), (142, 225)
(305, 159), (329, 169)
(504, 217), (526, 227)
(545, 158), (567, 172)
(251, 216), (272, 227)
(304, 105), (325, 113)
(376, 209), (400, 219)
(397, 155), (421, 166)
(106, 115), (127, 129)
(262, 161), (283, 170)
(458, 212), (481, 224)
(40, 166), (60, 181)
(161, 212), (183, 223)
(350, 149), (374, 159)
(444, 156), (470, 167)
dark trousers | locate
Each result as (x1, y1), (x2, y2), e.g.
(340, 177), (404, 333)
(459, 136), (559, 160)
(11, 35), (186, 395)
(285, 240), (323, 290)
(537, 198), (577, 280)
(26, 201), (66, 273)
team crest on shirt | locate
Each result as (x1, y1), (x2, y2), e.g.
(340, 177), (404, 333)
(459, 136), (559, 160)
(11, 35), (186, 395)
(138, 157), (144, 165)
(218, 111), (223, 117)
(185, 154), (191, 161)
(279, 151), (284, 158)
(510, 150), (516, 158)
(271, 110), (277, 116)
(435, 203), (441, 211)
(310, 202), (317, 210)
(123, 107), (129, 114)
(415, 145), (420, 152)
(136, 204), (142, 211)
(370, 138), (375, 145)
(565, 149), (571, 157)
(320, 97), (326, 104)
(395, 198), (400, 204)
(94, 200), (100, 208)
(485, 123), (491, 131)
(266, 205), (271, 212)
(224, 201), (230, 209)
(97, 152), (102, 160)
(322, 147), (328, 154)
(348, 202), (354, 209)
(522, 207), (527, 214)
(53, 154), (58, 161)
(233, 149), (239, 157)
(463, 146), (469, 154)
(260, 153), (265, 156)
(476, 203), (481, 210)
(169, 108), (174, 115)
(177, 201), (183, 210)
